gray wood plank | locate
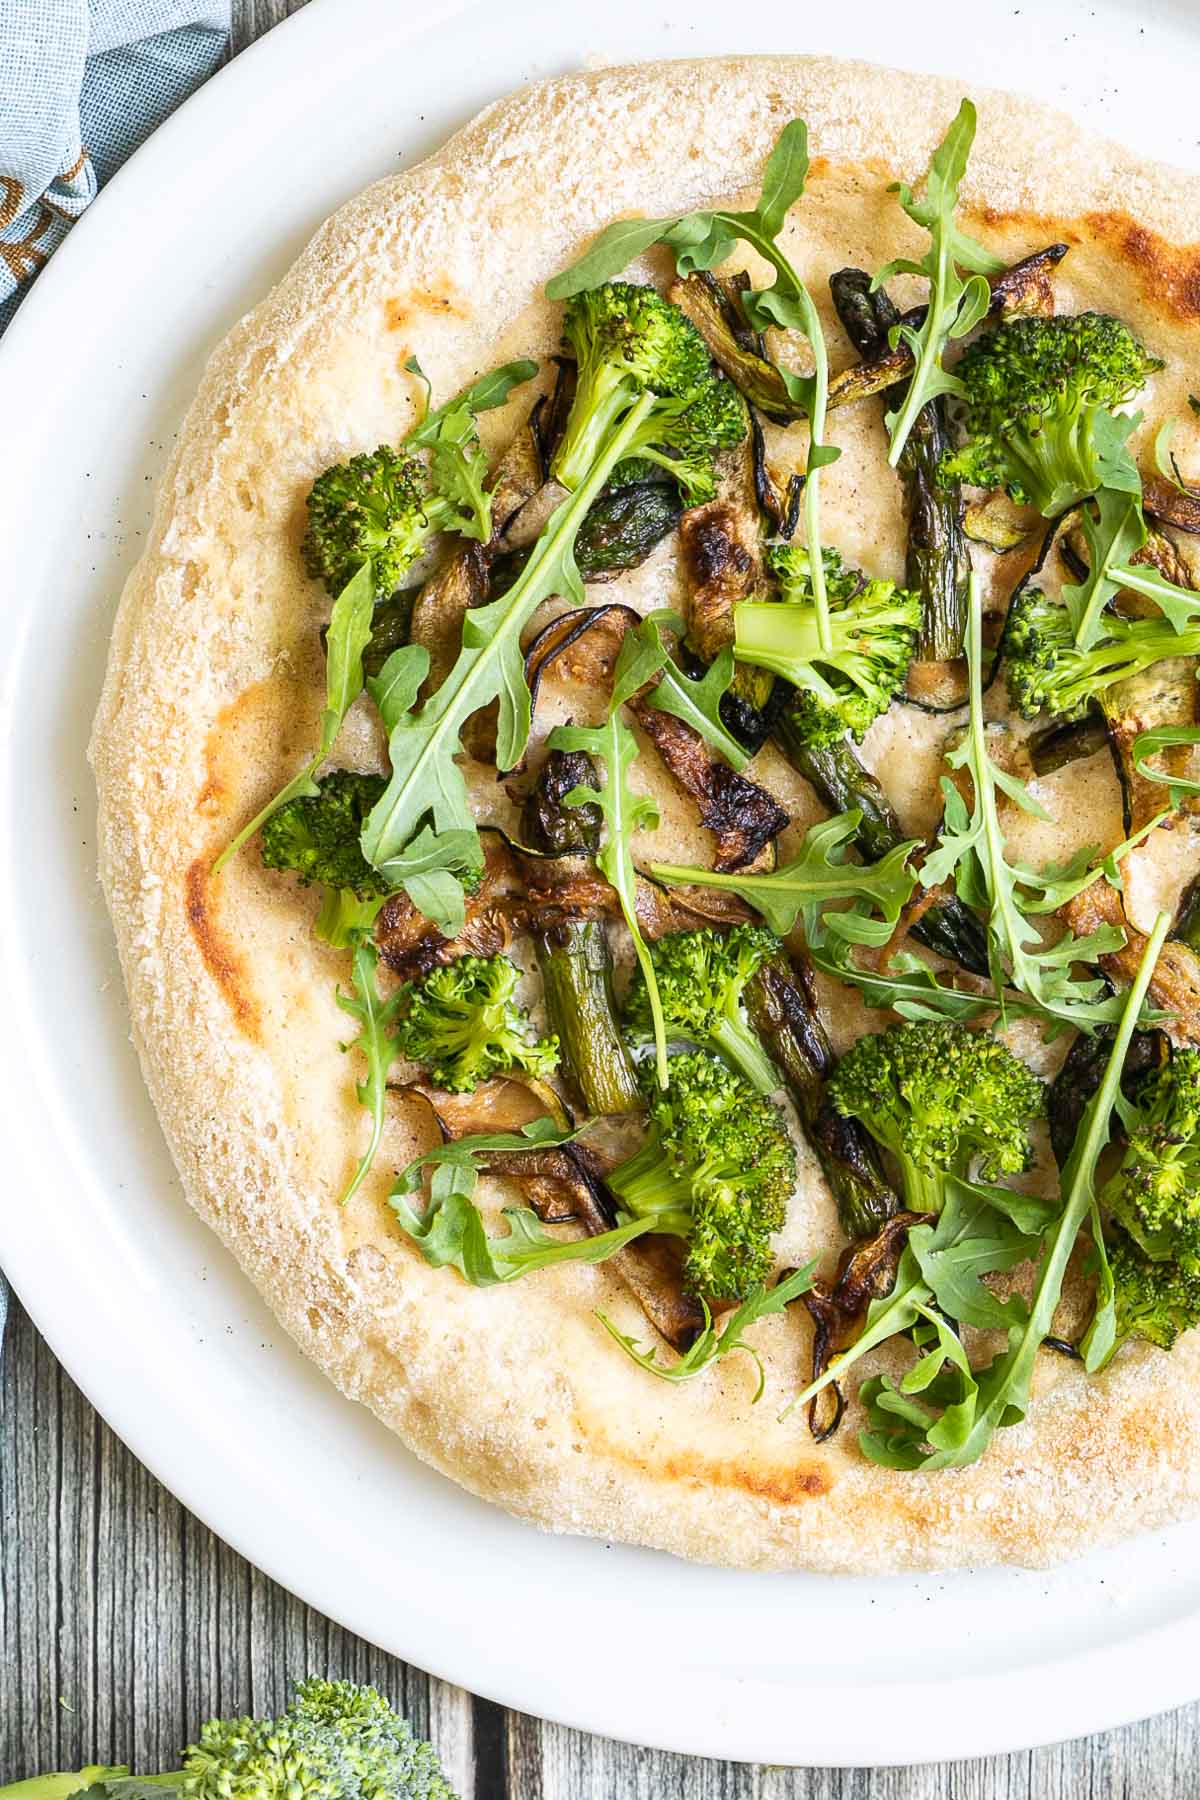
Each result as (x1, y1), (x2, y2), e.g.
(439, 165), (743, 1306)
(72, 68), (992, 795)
(0, 1299), (478, 1791)
(2, 2), (1198, 1795)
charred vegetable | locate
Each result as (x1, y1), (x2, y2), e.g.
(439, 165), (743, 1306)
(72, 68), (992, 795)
(520, 749), (640, 1115)
(770, 717), (992, 975)
(830, 266), (970, 664)
(743, 953), (899, 1241)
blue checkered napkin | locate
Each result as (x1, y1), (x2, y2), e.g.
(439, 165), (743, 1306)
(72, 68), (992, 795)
(0, 0), (230, 331)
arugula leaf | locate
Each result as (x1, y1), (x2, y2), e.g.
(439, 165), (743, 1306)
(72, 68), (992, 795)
(908, 912), (1171, 1470)
(546, 118), (839, 649)
(403, 355), (538, 544)
(1063, 479), (1147, 648)
(647, 809), (918, 943)
(809, 936), (1148, 1036)
(1013, 809), (1171, 914)
(631, 611), (750, 770)
(390, 1118), (658, 1285)
(549, 626), (671, 1085)
(335, 941), (408, 1207)
(872, 101), (1004, 466)
(404, 355), (539, 447)
(1105, 561), (1200, 633)
(860, 1306), (982, 1468)
(212, 561), (376, 874)
(780, 1179), (1037, 1421)
(1131, 723), (1200, 806)
(597, 1263), (817, 1399)
(923, 576), (1137, 1029)
(360, 387), (663, 915)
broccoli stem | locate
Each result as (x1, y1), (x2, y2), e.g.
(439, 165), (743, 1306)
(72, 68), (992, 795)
(771, 718), (991, 976)
(830, 267), (969, 662)
(607, 1138), (693, 1234)
(709, 1008), (782, 1096)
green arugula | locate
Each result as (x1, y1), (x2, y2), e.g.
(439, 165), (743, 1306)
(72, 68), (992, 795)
(808, 936), (1148, 1036)
(390, 1117), (658, 1285)
(647, 809), (919, 943)
(546, 119), (840, 650)
(872, 101), (1004, 465)
(780, 1176), (1048, 1423)
(335, 941), (409, 1208)
(360, 390), (663, 921)
(631, 611), (750, 770)
(404, 354), (538, 543)
(1063, 476), (1147, 648)
(859, 1307), (982, 1468)
(888, 912), (1171, 1470)
(212, 560), (376, 875)
(598, 1263), (817, 1399)
(922, 576), (1139, 1029)
(1131, 723), (1200, 807)
(404, 355), (539, 448)
(549, 622), (672, 1086)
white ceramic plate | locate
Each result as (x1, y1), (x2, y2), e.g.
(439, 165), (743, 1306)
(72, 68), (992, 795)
(4, 0), (1200, 1766)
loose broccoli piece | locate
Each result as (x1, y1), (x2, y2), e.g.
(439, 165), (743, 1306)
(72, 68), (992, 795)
(0, 1678), (456, 1799)
(827, 1021), (1045, 1214)
(394, 953), (559, 1093)
(607, 1051), (796, 1301)
(1004, 586), (1200, 721)
(302, 444), (478, 599)
(941, 312), (1162, 516)
(1106, 1231), (1200, 1357)
(624, 924), (783, 1093)
(552, 280), (746, 505)
(260, 769), (392, 946)
(1101, 1050), (1200, 1266)
(735, 544), (920, 748)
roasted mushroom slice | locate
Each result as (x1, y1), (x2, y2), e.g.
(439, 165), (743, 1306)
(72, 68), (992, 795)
(1061, 883), (1200, 1042)
(799, 1212), (932, 1440)
(626, 695), (788, 872)
(375, 835), (522, 980)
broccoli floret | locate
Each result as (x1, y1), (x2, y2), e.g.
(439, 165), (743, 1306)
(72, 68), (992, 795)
(1101, 1050), (1200, 1266)
(612, 374), (747, 504)
(0, 1679), (456, 1800)
(734, 544), (920, 747)
(607, 1051), (795, 1301)
(394, 953), (559, 1093)
(1106, 1231), (1200, 1358)
(827, 1021), (1045, 1214)
(1004, 587), (1200, 721)
(302, 444), (473, 600)
(260, 769), (391, 948)
(941, 313), (1163, 516)
(624, 925), (782, 1093)
(551, 281), (745, 504)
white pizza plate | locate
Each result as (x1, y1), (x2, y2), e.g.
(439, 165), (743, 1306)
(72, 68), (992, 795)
(3, 0), (1200, 1767)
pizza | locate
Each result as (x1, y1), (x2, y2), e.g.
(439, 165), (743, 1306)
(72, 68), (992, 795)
(92, 56), (1200, 1571)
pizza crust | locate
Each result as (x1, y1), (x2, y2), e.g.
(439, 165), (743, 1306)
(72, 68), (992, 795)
(92, 55), (1200, 1571)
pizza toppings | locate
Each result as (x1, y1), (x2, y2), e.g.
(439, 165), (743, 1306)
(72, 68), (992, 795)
(207, 96), (1200, 1473)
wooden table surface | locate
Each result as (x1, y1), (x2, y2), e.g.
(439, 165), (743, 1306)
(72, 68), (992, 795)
(3, 2), (1200, 1792)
